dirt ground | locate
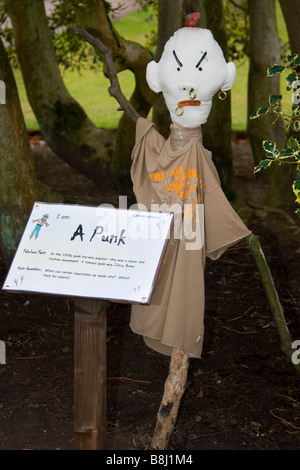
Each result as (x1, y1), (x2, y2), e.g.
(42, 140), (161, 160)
(0, 133), (299, 452)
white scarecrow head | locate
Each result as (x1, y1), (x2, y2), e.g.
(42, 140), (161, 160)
(146, 26), (236, 128)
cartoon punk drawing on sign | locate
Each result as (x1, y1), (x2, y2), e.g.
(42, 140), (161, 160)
(73, 0), (251, 359)
(30, 214), (49, 240)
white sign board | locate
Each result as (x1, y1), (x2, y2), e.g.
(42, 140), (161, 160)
(2, 202), (173, 304)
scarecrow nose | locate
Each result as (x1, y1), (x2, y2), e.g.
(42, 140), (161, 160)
(179, 81), (197, 93)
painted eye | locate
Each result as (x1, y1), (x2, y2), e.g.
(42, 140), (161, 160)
(196, 51), (207, 71)
(173, 50), (183, 72)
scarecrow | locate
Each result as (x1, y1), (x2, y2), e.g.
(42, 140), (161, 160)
(129, 2), (251, 359)
(72, 0), (256, 449)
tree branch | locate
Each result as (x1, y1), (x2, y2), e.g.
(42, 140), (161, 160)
(70, 25), (140, 123)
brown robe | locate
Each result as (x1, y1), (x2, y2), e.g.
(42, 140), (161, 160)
(130, 118), (251, 358)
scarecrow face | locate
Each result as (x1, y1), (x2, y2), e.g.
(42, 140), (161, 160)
(146, 28), (236, 128)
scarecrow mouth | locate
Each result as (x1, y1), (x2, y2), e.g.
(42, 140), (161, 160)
(177, 99), (201, 108)
(175, 99), (201, 116)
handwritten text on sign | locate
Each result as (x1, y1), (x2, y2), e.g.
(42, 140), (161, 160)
(2, 203), (173, 304)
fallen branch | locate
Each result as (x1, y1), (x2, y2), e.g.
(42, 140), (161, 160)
(270, 409), (300, 430)
(247, 234), (300, 373)
(107, 377), (151, 384)
(221, 326), (258, 335)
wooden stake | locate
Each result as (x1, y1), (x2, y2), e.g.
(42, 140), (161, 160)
(151, 347), (190, 450)
(74, 298), (107, 450)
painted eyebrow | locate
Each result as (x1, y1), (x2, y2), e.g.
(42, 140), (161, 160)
(173, 50), (183, 68)
(196, 51), (207, 69)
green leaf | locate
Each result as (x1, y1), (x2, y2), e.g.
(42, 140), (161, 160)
(288, 54), (300, 66)
(293, 180), (300, 204)
(287, 136), (300, 152)
(292, 104), (300, 116)
(286, 54), (297, 63)
(280, 148), (294, 159)
(254, 159), (273, 173)
(269, 94), (282, 105)
(286, 72), (298, 89)
(249, 107), (269, 119)
(293, 120), (300, 132)
(267, 64), (285, 76)
(296, 208), (300, 218)
(262, 140), (279, 158)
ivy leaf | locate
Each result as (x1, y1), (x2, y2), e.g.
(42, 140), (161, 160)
(254, 159), (273, 173)
(280, 148), (294, 159)
(267, 64), (285, 76)
(288, 54), (300, 66)
(293, 180), (300, 204)
(292, 104), (300, 116)
(249, 107), (269, 119)
(296, 208), (300, 218)
(286, 72), (298, 89)
(287, 136), (300, 152)
(293, 120), (300, 132)
(269, 94), (282, 105)
(262, 140), (279, 158)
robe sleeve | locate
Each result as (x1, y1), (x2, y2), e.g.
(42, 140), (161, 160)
(204, 186), (251, 260)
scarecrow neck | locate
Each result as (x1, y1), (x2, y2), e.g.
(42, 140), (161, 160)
(170, 122), (202, 151)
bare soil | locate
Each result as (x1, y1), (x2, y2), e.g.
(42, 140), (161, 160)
(0, 134), (299, 452)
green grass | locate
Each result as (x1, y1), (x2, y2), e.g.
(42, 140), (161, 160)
(15, 3), (291, 133)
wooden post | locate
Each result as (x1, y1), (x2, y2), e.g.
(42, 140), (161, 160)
(151, 347), (190, 450)
(74, 298), (107, 450)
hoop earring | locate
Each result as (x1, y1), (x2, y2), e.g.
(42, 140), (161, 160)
(218, 90), (227, 101)
(189, 88), (197, 100)
(175, 107), (184, 116)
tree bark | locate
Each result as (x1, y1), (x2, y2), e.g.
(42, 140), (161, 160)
(200, 0), (235, 196)
(6, 0), (115, 189)
(0, 37), (40, 267)
(247, 0), (287, 166)
(152, 0), (183, 139)
(151, 348), (189, 450)
(279, 0), (300, 55)
(74, 0), (155, 180)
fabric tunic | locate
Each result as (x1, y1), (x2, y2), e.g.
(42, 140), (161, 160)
(130, 117), (251, 358)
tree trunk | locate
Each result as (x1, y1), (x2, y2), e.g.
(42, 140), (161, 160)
(6, 0), (115, 189)
(247, 0), (286, 166)
(279, 0), (300, 55)
(75, 0), (155, 181)
(0, 37), (40, 267)
(152, 0), (183, 139)
(200, 0), (235, 196)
